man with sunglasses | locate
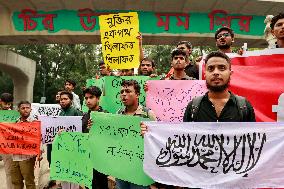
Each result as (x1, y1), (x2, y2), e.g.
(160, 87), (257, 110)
(215, 27), (235, 53)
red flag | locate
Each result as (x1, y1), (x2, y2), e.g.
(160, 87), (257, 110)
(228, 49), (284, 122)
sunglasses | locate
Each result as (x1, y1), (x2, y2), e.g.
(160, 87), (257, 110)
(216, 33), (231, 39)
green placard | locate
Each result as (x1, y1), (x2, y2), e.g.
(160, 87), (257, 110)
(50, 132), (92, 188)
(0, 110), (20, 122)
(89, 112), (154, 186)
(101, 76), (158, 113)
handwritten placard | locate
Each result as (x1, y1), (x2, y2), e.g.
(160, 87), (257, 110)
(101, 76), (158, 113)
(0, 121), (41, 155)
(31, 103), (61, 119)
(0, 110), (20, 122)
(99, 12), (140, 69)
(89, 112), (154, 186)
(38, 116), (82, 144)
(146, 80), (207, 122)
(143, 121), (284, 188)
(50, 132), (92, 188)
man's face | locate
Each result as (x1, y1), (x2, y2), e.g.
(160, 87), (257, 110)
(171, 55), (187, 71)
(216, 30), (234, 50)
(0, 101), (12, 110)
(272, 18), (284, 40)
(205, 57), (231, 92)
(64, 82), (74, 92)
(120, 85), (139, 106)
(177, 44), (192, 56)
(60, 94), (72, 109)
(140, 60), (154, 76)
(84, 93), (99, 110)
(18, 104), (31, 118)
(120, 69), (134, 76)
(99, 64), (109, 76)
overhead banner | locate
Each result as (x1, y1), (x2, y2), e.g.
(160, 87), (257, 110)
(31, 103), (61, 119)
(99, 12), (140, 69)
(146, 80), (207, 122)
(0, 121), (41, 155)
(89, 112), (154, 186)
(0, 110), (20, 122)
(38, 116), (82, 144)
(143, 122), (284, 188)
(228, 49), (284, 122)
(50, 132), (92, 188)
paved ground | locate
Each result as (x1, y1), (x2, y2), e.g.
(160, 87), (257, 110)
(0, 146), (50, 189)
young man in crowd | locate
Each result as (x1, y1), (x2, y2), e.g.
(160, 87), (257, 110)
(176, 41), (199, 79)
(166, 49), (195, 80)
(47, 91), (82, 189)
(10, 101), (37, 189)
(183, 51), (255, 122)
(271, 13), (284, 48)
(116, 80), (156, 189)
(82, 86), (109, 189)
(64, 79), (81, 110)
(59, 91), (82, 189)
(138, 57), (156, 76)
(0, 92), (14, 189)
(141, 51), (255, 188)
(99, 61), (113, 77)
(215, 26), (235, 54)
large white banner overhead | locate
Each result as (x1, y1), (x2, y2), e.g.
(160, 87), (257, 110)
(143, 122), (284, 188)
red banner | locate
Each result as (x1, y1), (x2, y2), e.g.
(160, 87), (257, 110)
(0, 121), (41, 155)
(228, 49), (284, 122)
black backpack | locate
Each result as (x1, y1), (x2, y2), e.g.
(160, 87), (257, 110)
(190, 95), (248, 121)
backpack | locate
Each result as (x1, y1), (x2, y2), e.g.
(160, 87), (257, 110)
(190, 95), (248, 121)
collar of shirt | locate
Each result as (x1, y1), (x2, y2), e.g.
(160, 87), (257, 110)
(203, 91), (236, 105)
(169, 74), (195, 80)
(119, 105), (146, 116)
(16, 116), (35, 123)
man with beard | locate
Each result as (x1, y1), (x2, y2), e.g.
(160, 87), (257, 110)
(183, 51), (255, 122)
(47, 91), (82, 189)
(270, 13), (284, 48)
(215, 27), (235, 53)
(138, 57), (155, 76)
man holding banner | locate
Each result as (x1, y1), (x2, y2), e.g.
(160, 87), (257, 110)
(82, 86), (109, 189)
(10, 101), (37, 189)
(183, 51), (255, 122)
(116, 79), (156, 189)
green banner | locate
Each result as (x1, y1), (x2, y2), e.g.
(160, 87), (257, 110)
(12, 9), (265, 36)
(0, 110), (20, 122)
(50, 132), (92, 188)
(89, 112), (154, 186)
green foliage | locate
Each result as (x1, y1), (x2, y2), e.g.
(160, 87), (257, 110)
(4, 44), (102, 103)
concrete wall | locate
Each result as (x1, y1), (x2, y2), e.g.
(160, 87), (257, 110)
(0, 48), (36, 103)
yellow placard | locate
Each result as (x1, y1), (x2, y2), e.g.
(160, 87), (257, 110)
(99, 12), (140, 69)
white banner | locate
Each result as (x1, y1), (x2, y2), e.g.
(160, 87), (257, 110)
(143, 122), (284, 188)
(38, 116), (82, 144)
(31, 103), (61, 119)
